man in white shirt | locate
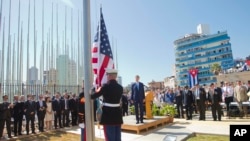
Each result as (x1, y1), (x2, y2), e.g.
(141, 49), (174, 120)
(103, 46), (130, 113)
(222, 81), (234, 116)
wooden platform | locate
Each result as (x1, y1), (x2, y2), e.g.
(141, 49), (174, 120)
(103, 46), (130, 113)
(121, 115), (173, 134)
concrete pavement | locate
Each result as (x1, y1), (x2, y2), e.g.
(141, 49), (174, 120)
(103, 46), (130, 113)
(67, 111), (250, 141)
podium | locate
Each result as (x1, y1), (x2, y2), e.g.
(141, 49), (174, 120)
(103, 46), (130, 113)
(144, 90), (154, 119)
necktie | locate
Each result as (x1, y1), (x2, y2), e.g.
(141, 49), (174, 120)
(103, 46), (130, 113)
(196, 89), (199, 98)
(65, 100), (68, 109)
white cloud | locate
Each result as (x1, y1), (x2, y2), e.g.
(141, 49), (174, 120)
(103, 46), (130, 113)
(61, 0), (74, 8)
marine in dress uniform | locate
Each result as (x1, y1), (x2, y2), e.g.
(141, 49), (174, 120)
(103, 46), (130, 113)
(91, 69), (123, 141)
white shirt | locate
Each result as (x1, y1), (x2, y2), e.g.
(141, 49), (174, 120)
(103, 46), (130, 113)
(222, 86), (233, 97)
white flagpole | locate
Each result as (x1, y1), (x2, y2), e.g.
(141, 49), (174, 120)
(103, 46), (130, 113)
(83, 0), (95, 140)
(27, 0), (30, 85)
(6, 0), (11, 86)
(17, 0), (21, 85)
(34, 0), (36, 68)
(1, 18), (5, 85)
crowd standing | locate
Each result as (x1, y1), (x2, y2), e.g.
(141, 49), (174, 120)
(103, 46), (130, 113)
(0, 89), (98, 140)
(151, 80), (250, 121)
(0, 79), (249, 140)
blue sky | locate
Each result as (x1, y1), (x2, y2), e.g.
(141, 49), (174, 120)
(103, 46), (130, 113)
(1, 0), (250, 87)
(91, 0), (250, 86)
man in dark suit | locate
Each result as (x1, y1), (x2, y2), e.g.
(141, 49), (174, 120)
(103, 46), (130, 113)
(131, 75), (145, 124)
(69, 93), (78, 126)
(183, 86), (195, 120)
(174, 86), (184, 118)
(0, 95), (13, 139)
(36, 95), (47, 132)
(62, 93), (70, 127)
(193, 83), (207, 120)
(208, 83), (223, 121)
(12, 95), (24, 136)
(52, 92), (63, 129)
(24, 94), (37, 135)
(122, 93), (129, 116)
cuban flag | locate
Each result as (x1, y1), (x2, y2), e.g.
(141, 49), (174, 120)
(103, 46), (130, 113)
(188, 68), (198, 88)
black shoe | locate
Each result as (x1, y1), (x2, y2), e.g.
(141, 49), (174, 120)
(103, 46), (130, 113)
(32, 132), (36, 134)
(136, 121), (139, 124)
(14, 133), (17, 136)
(140, 121), (144, 123)
(18, 133), (22, 135)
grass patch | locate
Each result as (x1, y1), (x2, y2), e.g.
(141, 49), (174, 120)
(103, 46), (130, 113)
(186, 134), (229, 141)
(11, 131), (104, 141)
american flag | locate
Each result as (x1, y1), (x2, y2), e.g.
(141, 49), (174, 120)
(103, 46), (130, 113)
(92, 10), (114, 87)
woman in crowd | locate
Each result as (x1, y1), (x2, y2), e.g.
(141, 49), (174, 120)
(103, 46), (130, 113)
(44, 96), (53, 131)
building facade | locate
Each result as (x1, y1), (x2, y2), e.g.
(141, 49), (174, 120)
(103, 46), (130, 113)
(174, 25), (234, 87)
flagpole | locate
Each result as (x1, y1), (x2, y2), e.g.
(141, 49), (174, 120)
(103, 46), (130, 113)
(16, 0), (20, 86)
(27, 0), (30, 85)
(1, 18), (5, 86)
(83, 0), (95, 140)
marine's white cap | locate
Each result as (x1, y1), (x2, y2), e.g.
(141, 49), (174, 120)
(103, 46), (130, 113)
(105, 68), (118, 74)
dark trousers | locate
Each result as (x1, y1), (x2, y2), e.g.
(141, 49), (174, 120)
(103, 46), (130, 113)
(185, 105), (193, 119)
(211, 103), (222, 120)
(0, 118), (11, 137)
(176, 103), (184, 118)
(134, 101), (144, 122)
(103, 125), (121, 141)
(196, 100), (206, 120)
(225, 97), (234, 112)
(54, 112), (62, 128)
(122, 105), (128, 116)
(37, 112), (45, 131)
(63, 109), (70, 127)
(26, 115), (35, 134)
(14, 116), (23, 135)
(71, 110), (78, 126)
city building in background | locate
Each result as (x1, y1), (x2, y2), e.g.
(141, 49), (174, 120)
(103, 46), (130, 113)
(28, 66), (38, 84)
(163, 76), (176, 88)
(174, 24), (234, 87)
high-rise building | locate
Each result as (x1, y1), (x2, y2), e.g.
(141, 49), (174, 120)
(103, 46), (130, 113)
(28, 66), (38, 84)
(56, 55), (78, 86)
(68, 59), (77, 85)
(174, 25), (234, 86)
(56, 55), (69, 85)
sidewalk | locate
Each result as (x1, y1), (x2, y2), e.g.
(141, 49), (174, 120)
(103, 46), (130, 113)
(66, 112), (250, 141)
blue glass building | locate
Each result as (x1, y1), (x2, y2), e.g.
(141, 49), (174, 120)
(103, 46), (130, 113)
(174, 26), (234, 87)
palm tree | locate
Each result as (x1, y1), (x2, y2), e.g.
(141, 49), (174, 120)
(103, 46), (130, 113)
(210, 63), (221, 75)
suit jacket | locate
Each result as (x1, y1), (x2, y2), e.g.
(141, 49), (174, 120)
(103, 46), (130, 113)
(69, 98), (78, 112)
(52, 99), (62, 113)
(36, 100), (47, 116)
(24, 100), (37, 117)
(234, 85), (248, 102)
(122, 94), (128, 108)
(0, 102), (12, 119)
(193, 87), (207, 103)
(174, 90), (183, 104)
(208, 87), (222, 104)
(131, 82), (145, 102)
(183, 90), (194, 106)
(12, 101), (22, 118)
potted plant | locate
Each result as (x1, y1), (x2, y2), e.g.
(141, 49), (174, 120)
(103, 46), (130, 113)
(164, 104), (176, 123)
